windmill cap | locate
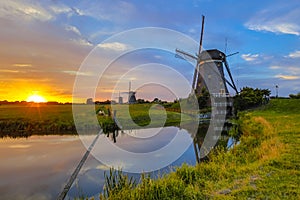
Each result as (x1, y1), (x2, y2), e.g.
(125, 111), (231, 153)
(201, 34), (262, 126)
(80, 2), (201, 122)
(199, 49), (226, 61)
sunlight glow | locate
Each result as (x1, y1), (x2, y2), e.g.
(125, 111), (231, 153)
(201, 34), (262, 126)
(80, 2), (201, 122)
(26, 94), (47, 103)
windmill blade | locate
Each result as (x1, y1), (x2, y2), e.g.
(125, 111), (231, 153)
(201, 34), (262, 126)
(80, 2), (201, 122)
(175, 53), (187, 60)
(226, 51), (239, 57)
(224, 60), (238, 94)
(175, 48), (200, 91)
(175, 49), (198, 62)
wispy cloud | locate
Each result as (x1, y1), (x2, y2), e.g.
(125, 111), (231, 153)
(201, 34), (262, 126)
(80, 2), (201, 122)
(245, 4), (300, 36)
(75, 1), (136, 22)
(241, 53), (259, 62)
(0, 1), (53, 21)
(12, 63), (32, 68)
(98, 42), (130, 51)
(275, 74), (299, 80)
(0, 1), (78, 22)
(269, 65), (300, 74)
(247, 23), (300, 36)
(0, 69), (20, 73)
(65, 25), (81, 36)
(49, 3), (72, 15)
(288, 50), (300, 58)
(70, 38), (93, 47)
(63, 70), (94, 76)
(269, 65), (281, 69)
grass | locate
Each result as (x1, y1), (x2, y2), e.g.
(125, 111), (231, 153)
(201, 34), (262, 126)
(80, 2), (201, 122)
(0, 103), (194, 137)
(0, 104), (75, 137)
(89, 99), (300, 199)
(105, 104), (193, 129)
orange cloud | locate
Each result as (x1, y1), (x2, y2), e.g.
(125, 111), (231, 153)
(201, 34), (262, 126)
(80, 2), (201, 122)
(275, 74), (299, 80)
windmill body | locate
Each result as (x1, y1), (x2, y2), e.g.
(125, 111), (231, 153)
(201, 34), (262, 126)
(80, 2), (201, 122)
(128, 91), (137, 104)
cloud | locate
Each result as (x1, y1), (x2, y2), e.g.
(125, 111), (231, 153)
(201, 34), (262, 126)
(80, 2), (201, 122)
(241, 53), (259, 62)
(49, 3), (72, 15)
(287, 66), (300, 74)
(75, 1), (136, 22)
(70, 38), (93, 47)
(0, 1), (53, 21)
(63, 70), (94, 76)
(0, 1), (76, 22)
(288, 50), (300, 58)
(269, 65), (300, 74)
(247, 23), (300, 36)
(98, 42), (130, 51)
(65, 25), (81, 36)
(275, 74), (299, 80)
(269, 65), (281, 69)
(245, 4), (300, 36)
(13, 63), (32, 68)
(0, 69), (20, 73)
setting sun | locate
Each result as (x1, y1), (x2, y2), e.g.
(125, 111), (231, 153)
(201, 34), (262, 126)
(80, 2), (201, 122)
(26, 94), (47, 103)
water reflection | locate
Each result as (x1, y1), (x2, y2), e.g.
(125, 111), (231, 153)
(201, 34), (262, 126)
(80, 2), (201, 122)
(0, 125), (230, 199)
(0, 135), (86, 200)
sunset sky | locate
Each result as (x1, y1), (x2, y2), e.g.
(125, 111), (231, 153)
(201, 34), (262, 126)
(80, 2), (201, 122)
(1, 0), (300, 103)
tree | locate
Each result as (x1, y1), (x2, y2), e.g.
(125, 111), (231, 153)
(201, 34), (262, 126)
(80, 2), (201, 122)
(234, 87), (271, 111)
(289, 92), (300, 99)
(137, 99), (146, 103)
(152, 98), (160, 103)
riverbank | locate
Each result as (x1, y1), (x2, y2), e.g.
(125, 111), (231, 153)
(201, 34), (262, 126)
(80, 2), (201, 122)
(96, 99), (300, 199)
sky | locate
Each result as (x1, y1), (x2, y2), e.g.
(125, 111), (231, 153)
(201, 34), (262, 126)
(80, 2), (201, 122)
(0, 0), (300, 102)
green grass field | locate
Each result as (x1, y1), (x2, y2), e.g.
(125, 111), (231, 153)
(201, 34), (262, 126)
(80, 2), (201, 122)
(0, 104), (75, 137)
(0, 104), (74, 121)
(95, 99), (300, 200)
(0, 103), (193, 137)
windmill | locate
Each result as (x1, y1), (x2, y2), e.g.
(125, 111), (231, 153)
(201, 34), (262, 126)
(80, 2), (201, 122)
(175, 15), (238, 96)
(176, 16), (240, 162)
(114, 91), (123, 104)
(121, 81), (137, 104)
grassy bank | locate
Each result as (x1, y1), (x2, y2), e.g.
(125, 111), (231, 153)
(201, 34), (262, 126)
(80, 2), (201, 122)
(95, 99), (300, 199)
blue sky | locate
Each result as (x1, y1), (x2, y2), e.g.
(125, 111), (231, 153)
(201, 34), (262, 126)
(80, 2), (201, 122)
(0, 0), (300, 102)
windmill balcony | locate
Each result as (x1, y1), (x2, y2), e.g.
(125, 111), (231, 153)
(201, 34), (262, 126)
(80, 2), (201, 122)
(213, 102), (233, 107)
(211, 93), (231, 98)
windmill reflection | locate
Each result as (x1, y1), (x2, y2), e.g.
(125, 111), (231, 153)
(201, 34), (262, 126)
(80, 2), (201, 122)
(104, 121), (231, 164)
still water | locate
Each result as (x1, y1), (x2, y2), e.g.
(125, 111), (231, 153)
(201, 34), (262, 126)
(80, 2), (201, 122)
(0, 127), (202, 199)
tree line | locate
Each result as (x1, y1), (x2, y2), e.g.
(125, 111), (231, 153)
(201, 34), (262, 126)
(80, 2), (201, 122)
(234, 87), (271, 111)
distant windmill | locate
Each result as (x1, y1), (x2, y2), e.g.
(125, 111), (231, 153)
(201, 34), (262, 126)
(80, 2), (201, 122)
(121, 81), (137, 104)
(114, 91), (123, 104)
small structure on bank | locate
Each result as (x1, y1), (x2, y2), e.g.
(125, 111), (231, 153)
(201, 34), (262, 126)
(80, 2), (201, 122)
(86, 98), (94, 105)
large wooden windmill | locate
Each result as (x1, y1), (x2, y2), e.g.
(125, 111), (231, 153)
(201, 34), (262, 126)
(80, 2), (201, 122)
(176, 16), (239, 162)
(176, 15), (238, 96)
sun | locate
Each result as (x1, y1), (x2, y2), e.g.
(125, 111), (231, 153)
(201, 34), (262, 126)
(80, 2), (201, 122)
(26, 94), (47, 103)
